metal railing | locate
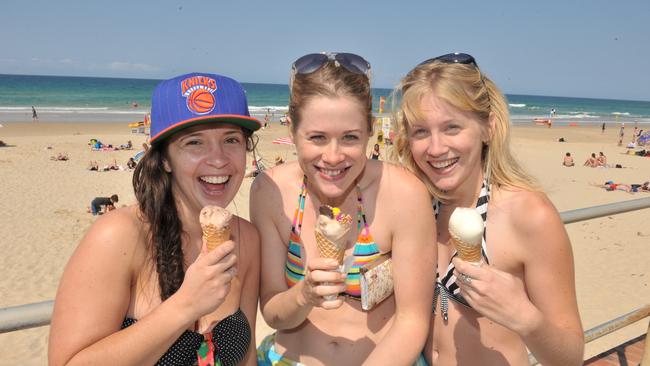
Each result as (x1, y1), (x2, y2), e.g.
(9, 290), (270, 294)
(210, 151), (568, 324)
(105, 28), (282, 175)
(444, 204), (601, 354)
(2, 197), (650, 364)
(0, 300), (53, 334)
(528, 304), (650, 365)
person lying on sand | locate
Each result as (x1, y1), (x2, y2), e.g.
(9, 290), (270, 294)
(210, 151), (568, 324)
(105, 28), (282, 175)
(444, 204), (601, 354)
(592, 181), (650, 193)
(50, 152), (69, 161)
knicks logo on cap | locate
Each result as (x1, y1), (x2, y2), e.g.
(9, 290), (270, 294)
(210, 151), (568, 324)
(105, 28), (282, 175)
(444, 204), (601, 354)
(181, 76), (218, 115)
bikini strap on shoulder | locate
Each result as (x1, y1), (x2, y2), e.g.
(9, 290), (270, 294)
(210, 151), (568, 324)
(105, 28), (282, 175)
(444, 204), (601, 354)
(291, 176), (308, 236)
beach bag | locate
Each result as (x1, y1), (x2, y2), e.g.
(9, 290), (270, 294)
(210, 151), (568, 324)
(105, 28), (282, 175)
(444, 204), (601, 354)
(360, 254), (393, 311)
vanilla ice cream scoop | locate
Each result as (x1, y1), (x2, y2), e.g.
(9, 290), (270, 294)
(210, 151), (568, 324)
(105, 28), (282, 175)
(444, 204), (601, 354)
(448, 207), (484, 264)
(199, 205), (232, 251)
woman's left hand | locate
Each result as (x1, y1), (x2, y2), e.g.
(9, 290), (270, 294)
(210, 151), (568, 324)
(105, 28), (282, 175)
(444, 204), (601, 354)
(452, 258), (541, 334)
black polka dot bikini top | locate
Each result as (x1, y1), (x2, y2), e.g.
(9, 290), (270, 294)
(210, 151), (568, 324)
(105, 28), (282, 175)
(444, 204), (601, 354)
(121, 308), (250, 366)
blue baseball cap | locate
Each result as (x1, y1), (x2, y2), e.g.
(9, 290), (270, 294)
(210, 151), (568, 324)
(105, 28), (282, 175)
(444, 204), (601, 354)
(149, 72), (261, 145)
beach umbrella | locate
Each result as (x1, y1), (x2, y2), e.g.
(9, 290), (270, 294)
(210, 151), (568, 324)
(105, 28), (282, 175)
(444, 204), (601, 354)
(132, 150), (146, 163)
(637, 131), (650, 146)
(272, 136), (294, 145)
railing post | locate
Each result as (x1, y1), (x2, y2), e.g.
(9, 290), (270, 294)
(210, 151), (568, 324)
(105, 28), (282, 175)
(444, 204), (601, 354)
(642, 319), (650, 366)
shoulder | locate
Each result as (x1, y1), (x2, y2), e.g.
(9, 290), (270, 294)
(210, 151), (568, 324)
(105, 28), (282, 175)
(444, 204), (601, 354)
(65, 205), (145, 283)
(251, 161), (301, 196)
(80, 205), (144, 260)
(363, 161), (433, 219)
(368, 160), (430, 199)
(491, 187), (562, 239)
(250, 161), (303, 218)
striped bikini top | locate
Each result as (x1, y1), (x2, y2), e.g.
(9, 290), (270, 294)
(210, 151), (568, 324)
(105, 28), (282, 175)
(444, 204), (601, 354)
(432, 179), (490, 320)
(285, 178), (382, 298)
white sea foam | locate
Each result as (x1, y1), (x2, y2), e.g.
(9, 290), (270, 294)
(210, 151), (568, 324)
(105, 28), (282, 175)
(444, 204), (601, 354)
(0, 106), (144, 115)
(611, 112), (631, 116)
(249, 105), (289, 113)
(509, 104), (526, 108)
(0, 106), (109, 112)
(561, 113), (598, 119)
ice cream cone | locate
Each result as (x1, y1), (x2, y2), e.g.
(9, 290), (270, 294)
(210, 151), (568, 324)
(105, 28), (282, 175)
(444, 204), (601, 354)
(314, 205), (352, 265)
(448, 207), (484, 265)
(449, 231), (482, 263)
(202, 224), (231, 251)
(315, 230), (345, 264)
(199, 205), (232, 251)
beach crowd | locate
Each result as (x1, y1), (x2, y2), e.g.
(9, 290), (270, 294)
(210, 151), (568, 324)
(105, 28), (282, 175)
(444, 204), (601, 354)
(47, 52), (591, 366)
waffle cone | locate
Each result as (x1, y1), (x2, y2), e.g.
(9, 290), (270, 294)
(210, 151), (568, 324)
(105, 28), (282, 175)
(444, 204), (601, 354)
(202, 224), (231, 251)
(315, 230), (345, 264)
(450, 231), (482, 263)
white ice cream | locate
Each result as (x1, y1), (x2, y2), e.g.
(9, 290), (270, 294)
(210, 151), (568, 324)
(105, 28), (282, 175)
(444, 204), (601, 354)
(448, 207), (483, 247)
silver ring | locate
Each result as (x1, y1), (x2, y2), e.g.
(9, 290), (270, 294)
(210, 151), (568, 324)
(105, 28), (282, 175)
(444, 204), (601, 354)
(459, 273), (472, 285)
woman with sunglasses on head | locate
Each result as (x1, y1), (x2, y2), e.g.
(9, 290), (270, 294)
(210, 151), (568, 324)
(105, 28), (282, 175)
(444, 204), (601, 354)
(49, 73), (261, 366)
(392, 53), (584, 365)
(251, 53), (436, 366)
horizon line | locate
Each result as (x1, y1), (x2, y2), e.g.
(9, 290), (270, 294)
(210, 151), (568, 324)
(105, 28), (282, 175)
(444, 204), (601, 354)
(1, 73), (649, 104)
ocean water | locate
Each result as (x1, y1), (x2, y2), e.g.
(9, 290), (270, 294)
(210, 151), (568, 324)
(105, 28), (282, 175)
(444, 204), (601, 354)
(1, 74), (650, 124)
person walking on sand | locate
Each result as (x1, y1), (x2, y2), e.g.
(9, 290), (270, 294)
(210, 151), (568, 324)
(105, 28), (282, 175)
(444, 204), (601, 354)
(252, 52), (435, 366)
(618, 123), (625, 146)
(32, 106), (38, 121)
(392, 52), (583, 365)
(263, 112), (270, 129)
(601, 122), (606, 134)
(49, 72), (263, 366)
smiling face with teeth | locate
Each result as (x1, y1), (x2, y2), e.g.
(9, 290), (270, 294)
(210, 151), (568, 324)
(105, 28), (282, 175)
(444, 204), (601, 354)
(292, 96), (370, 200)
(164, 123), (248, 214)
(408, 93), (490, 201)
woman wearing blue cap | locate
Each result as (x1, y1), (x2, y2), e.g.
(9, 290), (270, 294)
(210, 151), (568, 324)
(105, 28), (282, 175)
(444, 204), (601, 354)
(49, 73), (262, 366)
(251, 53), (435, 365)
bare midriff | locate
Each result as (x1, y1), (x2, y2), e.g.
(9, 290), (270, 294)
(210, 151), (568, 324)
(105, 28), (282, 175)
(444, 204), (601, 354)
(426, 299), (529, 366)
(273, 296), (394, 366)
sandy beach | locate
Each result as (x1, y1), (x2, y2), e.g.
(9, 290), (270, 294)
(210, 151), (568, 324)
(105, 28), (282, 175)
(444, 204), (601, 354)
(0, 119), (649, 365)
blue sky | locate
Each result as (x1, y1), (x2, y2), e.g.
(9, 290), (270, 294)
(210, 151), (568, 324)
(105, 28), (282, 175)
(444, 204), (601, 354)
(2, 0), (649, 101)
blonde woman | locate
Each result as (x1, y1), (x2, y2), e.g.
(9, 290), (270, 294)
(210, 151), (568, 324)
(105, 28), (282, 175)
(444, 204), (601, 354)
(392, 53), (583, 365)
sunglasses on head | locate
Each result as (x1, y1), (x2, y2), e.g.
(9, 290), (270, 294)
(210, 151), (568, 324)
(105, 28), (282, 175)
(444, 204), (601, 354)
(415, 52), (491, 109)
(418, 52), (478, 67)
(292, 52), (371, 76)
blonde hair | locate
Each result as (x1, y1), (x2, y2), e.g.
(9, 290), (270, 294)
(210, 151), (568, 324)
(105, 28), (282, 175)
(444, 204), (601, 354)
(390, 60), (537, 202)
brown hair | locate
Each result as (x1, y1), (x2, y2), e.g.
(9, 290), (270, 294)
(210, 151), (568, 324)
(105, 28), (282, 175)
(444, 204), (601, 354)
(391, 60), (537, 202)
(289, 60), (372, 133)
(133, 128), (255, 300)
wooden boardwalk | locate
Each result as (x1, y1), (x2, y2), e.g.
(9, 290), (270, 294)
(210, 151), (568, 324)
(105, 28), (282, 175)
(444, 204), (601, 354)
(584, 334), (646, 366)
